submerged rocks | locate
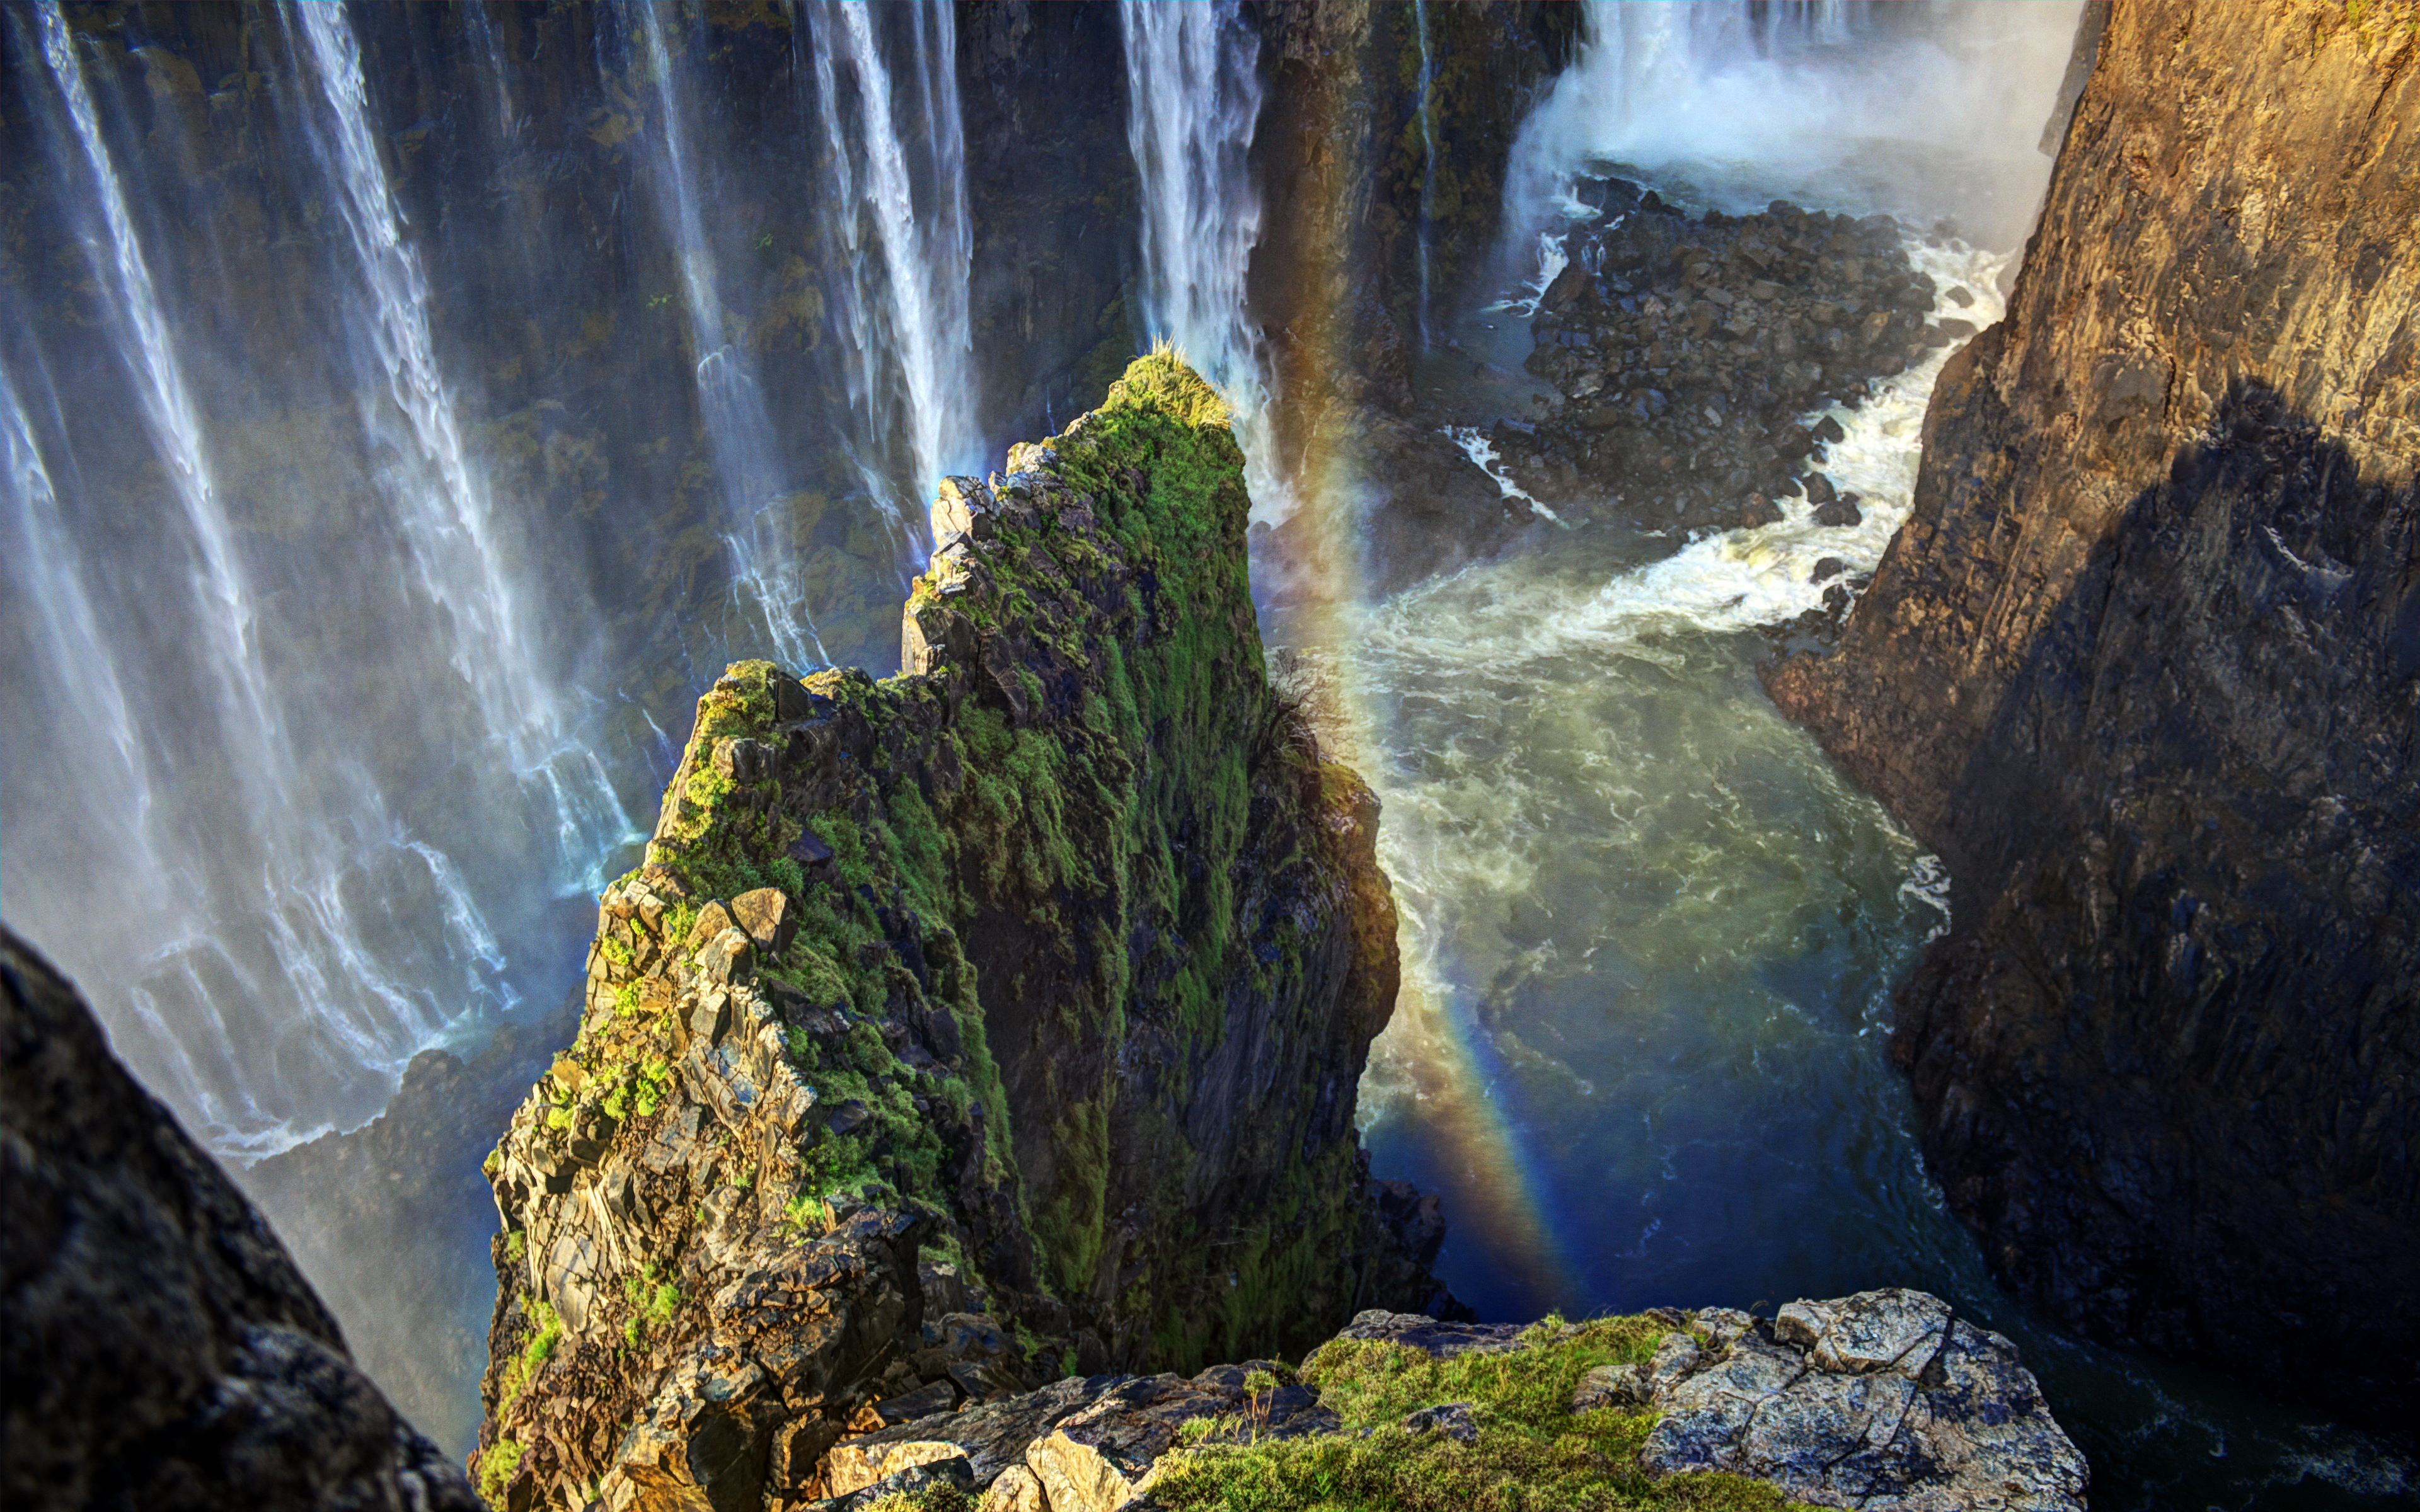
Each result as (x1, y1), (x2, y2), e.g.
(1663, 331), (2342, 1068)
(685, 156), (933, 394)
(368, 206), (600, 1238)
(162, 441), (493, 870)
(0, 927), (481, 1512)
(1497, 184), (1949, 534)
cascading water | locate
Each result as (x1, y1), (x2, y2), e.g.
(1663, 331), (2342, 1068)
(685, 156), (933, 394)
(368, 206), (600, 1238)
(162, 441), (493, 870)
(1412, 0), (1440, 351)
(287, 2), (633, 893)
(1117, 0), (1292, 525)
(8, 2), (526, 1155)
(622, 0), (829, 671)
(800, 0), (981, 549)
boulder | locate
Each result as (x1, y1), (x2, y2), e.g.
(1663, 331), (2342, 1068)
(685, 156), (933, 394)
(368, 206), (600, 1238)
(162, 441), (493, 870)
(1635, 1290), (2087, 1511)
(0, 927), (481, 1512)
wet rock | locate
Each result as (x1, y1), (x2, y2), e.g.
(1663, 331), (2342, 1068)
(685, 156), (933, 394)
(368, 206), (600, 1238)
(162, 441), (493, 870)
(0, 927), (481, 1512)
(1814, 496), (1864, 528)
(1804, 472), (1838, 506)
(1742, 493), (1784, 528)
(1811, 556), (1848, 583)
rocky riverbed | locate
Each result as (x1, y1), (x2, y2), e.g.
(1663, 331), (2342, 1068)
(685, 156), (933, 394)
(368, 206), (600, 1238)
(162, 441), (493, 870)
(1486, 180), (1981, 539)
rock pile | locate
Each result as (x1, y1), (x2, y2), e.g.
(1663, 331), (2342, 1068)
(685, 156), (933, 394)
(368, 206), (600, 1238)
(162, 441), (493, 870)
(1493, 180), (1965, 534)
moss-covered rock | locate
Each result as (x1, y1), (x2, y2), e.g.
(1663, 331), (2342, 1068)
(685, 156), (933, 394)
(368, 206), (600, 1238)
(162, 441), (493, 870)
(475, 355), (1449, 1512)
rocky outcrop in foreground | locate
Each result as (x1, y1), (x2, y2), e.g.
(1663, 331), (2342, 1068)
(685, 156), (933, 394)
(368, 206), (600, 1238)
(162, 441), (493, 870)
(1767, 0), (2419, 1434)
(0, 925), (478, 1512)
(475, 357), (1453, 1512)
(807, 1288), (2083, 1511)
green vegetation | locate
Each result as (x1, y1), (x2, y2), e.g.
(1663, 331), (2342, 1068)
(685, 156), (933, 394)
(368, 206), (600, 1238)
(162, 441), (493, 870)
(493, 1297), (562, 1420)
(527, 350), (1378, 1406)
(1148, 1317), (1798, 1512)
(476, 1438), (526, 1508)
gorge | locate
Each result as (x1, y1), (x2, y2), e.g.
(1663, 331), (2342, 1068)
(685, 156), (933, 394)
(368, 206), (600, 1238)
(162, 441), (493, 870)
(3, 3), (2414, 1509)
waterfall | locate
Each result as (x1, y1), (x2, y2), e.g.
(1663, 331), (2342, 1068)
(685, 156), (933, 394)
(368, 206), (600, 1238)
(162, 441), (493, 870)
(17, 4), (476, 1152)
(286, 3), (631, 888)
(4, 2), (665, 1157)
(1413, 0), (1440, 351)
(623, 0), (831, 672)
(1118, 0), (1291, 524)
(801, 0), (979, 553)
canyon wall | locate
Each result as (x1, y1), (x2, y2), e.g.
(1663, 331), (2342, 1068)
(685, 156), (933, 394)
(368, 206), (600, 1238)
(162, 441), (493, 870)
(475, 357), (1449, 1512)
(1767, 0), (2419, 1433)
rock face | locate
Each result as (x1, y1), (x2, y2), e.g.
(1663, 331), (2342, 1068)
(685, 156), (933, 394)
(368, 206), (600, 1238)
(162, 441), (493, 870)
(476, 357), (1452, 1511)
(804, 1293), (2082, 1512)
(0, 925), (480, 1512)
(1628, 1293), (2087, 1512)
(1766, 0), (2420, 1432)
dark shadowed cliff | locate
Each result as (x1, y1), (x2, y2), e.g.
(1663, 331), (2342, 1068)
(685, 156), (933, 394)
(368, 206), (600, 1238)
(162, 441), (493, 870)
(0, 927), (480, 1512)
(1766, 0), (2419, 1435)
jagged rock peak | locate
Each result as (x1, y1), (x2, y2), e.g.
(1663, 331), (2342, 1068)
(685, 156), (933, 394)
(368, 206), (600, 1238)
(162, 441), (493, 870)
(476, 355), (1453, 1512)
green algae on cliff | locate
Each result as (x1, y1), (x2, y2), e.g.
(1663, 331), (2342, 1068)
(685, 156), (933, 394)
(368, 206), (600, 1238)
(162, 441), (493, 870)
(475, 355), (1444, 1512)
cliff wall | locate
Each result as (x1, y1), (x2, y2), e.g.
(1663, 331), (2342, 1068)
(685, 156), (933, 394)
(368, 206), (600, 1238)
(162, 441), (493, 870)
(1248, 1), (1584, 600)
(0, 927), (479, 1511)
(475, 357), (1449, 1512)
(1766, 0), (2420, 1431)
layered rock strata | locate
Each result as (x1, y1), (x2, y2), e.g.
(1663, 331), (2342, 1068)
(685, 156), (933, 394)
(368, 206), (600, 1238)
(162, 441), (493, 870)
(475, 357), (1451, 1512)
(1767, 0), (2419, 1433)
(0, 925), (479, 1512)
(809, 1290), (2083, 1512)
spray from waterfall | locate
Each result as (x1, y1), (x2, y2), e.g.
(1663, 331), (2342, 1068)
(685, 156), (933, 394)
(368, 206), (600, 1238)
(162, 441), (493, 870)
(801, 0), (980, 558)
(1118, 0), (1292, 525)
(287, 1), (635, 891)
(16, 3), (503, 1155)
(1500, 0), (2081, 282)
(625, 0), (830, 672)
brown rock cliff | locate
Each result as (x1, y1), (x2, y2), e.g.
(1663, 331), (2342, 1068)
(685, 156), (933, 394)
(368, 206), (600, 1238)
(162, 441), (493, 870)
(1766, 0), (2420, 1433)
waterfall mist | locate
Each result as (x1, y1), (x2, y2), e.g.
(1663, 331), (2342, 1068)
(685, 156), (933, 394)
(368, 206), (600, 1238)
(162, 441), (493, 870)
(1503, 0), (2085, 258)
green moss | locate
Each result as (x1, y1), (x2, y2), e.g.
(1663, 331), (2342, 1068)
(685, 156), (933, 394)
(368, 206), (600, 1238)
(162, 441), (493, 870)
(1148, 1316), (1797, 1512)
(538, 352), (1360, 1373)
(476, 1438), (525, 1509)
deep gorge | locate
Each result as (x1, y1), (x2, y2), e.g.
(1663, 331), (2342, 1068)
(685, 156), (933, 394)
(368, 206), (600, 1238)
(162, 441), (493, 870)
(3, 3), (2414, 1509)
